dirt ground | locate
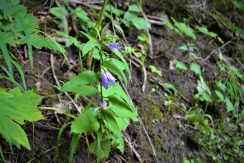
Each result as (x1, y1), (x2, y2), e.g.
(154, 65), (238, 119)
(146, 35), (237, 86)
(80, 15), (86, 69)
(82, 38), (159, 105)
(0, 0), (243, 163)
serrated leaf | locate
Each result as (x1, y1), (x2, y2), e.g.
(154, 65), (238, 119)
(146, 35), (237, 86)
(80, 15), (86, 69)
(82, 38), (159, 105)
(0, 88), (43, 150)
(0, 115), (30, 150)
(71, 109), (100, 134)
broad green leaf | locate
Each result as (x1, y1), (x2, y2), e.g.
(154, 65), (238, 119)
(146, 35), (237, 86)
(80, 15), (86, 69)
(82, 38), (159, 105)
(215, 90), (225, 102)
(0, 115), (30, 150)
(225, 98), (235, 112)
(60, 70), (97, 91)
(132, 16), (151, 30)
(111, 50), (129, 72)
(64, 85), (98, 96)
(89, 133), (111, 163)
(71, 109), (100, 134)
(108, 95), (138, 121)
(0, 88), (43, 150)
(102, 83), (134, 109)
(124, 12), (151, 30)
(190, 62), (201, 75)
(175, 61), (187, 71)
(75, 7), (90, 22)
(106, 5), (124, 16)
(80, 32), (100, 56)
(196, 26), (217, 38)
(103, 58), (128, 85)
(194, 76), (212, 102)
(128, 5), (141, 12)
(162, 83), (178, 96)
(49, 6), (67, 19)
(172, 18), (196, 39)
(149, 65), (162, 77)
(102, 109), (122, 138)
(216, 81), (226, 91)
(179, 45), (188, 51)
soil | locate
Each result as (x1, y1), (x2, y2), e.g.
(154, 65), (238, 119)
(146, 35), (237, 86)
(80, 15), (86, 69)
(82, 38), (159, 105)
(1, 0), (243, 163)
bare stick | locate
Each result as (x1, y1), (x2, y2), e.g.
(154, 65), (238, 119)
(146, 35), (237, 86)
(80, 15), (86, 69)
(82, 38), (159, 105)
(50, 54), (81, 113)
(118, 78), (158, 162)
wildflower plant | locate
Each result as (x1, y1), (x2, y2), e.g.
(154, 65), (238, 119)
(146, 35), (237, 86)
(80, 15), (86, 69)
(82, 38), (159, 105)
(53, 0), (140, 162)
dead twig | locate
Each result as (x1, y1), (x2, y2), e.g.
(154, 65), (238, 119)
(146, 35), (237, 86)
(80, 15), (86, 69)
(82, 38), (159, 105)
(118, 78), (158, 163)
(50, 54), (81, 112)
(130, 56), (147, 92)
(123, 132), (142, 162)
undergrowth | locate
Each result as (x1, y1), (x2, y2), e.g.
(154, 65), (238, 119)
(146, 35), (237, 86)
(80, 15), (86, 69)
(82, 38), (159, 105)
(0, 0), (243, 162)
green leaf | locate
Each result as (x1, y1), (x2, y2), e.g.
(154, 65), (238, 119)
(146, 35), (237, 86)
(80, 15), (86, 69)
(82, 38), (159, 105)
(128, 5), (141, 12)
(0, 88), (43, 150)
(49, 6), (68, 19)
(196, 26), (217, 38)
(149, 65), (162, 77)
(172, 18), (196, 39)
(215, 90), (225, 102)
(0, 115), (30, 150)
(103, 59), (128, 85)
(108, 95), (138, 122)
(71, 109), (100, 134)
(80, 32), (100, 56)
(225, 98), (235, 112)
(216, 81), (226, 91)
(162, 83), (178, 96)
(106, 5), (125, 16)
(190, 62), (201, 75)
(65, 85), (97, 96)
(89, 133), (111, 163)
(194, 76), (212, 102)
(75, 7), (90, 22)
(179, 45), (188, 51)
(102, 109), (122, 138)
(111, 50), (129, 72)
(123, 12), (151, 30)
(60, 70), (97, 91)
(175, 61), (187, 71)
(102, 83), (134, 109)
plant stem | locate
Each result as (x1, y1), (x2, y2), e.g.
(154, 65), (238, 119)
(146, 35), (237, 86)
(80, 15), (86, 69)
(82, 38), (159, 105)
(87, 0), (109, 69)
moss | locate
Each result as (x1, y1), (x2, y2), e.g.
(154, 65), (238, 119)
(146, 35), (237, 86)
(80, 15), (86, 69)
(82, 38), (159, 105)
(146, 95), (164, 124)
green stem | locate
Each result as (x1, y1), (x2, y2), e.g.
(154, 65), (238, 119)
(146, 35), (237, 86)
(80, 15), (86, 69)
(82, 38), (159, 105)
(87, 0), (109, 69)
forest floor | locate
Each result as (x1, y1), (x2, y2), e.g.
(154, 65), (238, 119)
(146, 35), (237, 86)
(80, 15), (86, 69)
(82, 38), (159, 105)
(1, 0), (243, 163)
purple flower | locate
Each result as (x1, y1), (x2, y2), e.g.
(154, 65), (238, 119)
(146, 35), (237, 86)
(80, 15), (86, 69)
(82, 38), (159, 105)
(107, 42), (122, 50)
(101, 71), (109, 89)
(101, 70), (116, 89)
(188, 46), (194, 52)
(106, 71), (116, 85)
